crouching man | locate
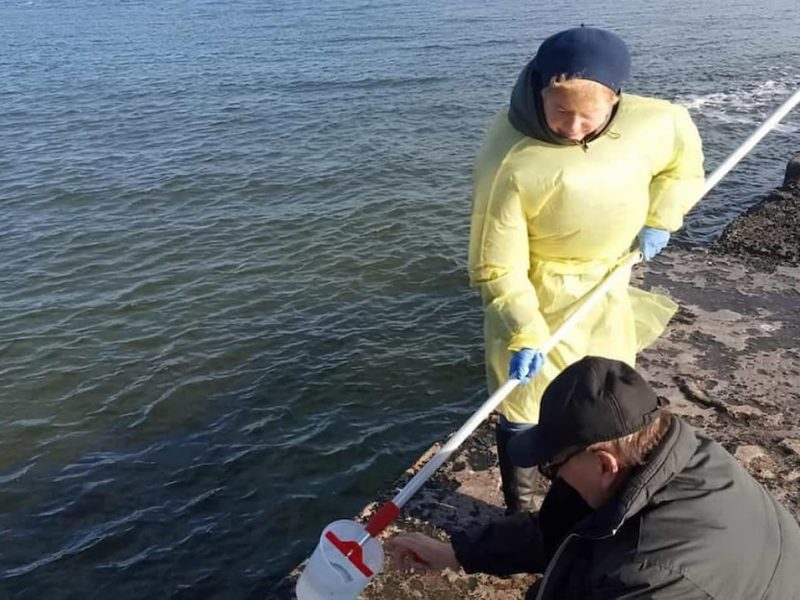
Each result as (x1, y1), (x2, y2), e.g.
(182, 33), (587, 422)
(388, 356), (800, 599)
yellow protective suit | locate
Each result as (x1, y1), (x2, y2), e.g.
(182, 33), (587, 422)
(469, 94), (705, 424)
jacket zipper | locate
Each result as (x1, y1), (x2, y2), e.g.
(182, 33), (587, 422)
(535, 521), (624, 599)
(535, 533), (577, 600)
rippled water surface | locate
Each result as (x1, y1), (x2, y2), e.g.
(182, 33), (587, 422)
(1, 0), (799, 597)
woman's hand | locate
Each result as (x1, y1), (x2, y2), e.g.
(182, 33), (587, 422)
(638, 227), (670, 261)
(509, 348), (545, 384)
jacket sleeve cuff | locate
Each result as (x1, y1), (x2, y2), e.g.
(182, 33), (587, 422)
(448, 513), (548, 577)
(450, 530), (484, 574)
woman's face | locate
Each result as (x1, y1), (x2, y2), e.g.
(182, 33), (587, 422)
(542, 82), (618, 142)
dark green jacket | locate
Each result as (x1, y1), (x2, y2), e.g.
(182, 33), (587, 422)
(452, 416), (800, 599)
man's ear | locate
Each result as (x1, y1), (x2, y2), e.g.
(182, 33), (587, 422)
(594, 449), (620, 476)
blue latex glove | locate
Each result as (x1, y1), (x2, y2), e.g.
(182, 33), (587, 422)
(638, 227), (670, 261)
(508, 348), (545, 384)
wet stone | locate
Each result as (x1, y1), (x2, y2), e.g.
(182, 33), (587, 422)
(784, 154), (800, 188)
(714, 181), (800, 267)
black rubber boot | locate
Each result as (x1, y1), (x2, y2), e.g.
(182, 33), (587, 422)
(495, 422), (539, 513)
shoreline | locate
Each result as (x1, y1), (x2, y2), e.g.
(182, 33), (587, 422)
(276, 158), (800, 599)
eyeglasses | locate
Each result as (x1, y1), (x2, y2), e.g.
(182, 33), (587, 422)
(538, 447), (586, 480)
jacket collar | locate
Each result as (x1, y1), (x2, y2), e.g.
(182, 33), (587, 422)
(575, 416), (699, 539)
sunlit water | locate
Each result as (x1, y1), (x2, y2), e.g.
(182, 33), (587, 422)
(1, 0), (798, 597)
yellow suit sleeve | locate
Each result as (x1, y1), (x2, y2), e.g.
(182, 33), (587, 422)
(468, 174), (550, 352)
(646, 105), (705, 231)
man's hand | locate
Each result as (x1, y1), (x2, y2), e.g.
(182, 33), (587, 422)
(386, 532), (460, 573)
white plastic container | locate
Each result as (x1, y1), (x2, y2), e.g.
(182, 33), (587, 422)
(295, 520), (384, 600)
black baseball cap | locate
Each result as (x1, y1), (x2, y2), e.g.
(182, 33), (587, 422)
(508, 356), (662, 468)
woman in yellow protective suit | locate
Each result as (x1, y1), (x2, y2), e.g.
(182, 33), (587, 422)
(468, 27), (705, 512)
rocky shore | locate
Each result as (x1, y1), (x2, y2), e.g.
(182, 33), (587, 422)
(276, 157), (800, 599)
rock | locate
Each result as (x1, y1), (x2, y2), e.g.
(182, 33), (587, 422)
(675, 376), (729, 412)
(734, 445), (768, 466)
(787, 470), (800, 483)
(729, 404), (764, 418)
(784, 154), (800, 188)
(713, 168), (800, 266)
(779, 438), (800, 457)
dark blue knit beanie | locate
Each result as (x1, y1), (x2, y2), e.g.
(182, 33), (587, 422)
(533, 27), (631, 92)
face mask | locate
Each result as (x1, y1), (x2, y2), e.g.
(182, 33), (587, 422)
(538, 477), (595, 559)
